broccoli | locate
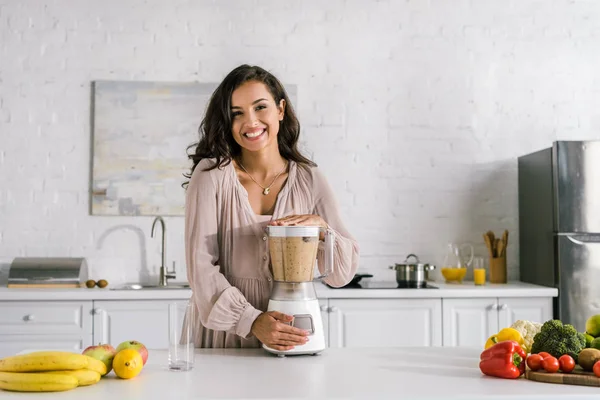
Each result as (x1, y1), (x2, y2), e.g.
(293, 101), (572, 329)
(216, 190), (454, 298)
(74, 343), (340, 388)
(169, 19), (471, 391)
(530, 319), (587, 361)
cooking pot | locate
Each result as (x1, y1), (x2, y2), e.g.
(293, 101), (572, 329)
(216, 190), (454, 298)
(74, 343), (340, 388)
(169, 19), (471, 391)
(389, 254), (436, 288)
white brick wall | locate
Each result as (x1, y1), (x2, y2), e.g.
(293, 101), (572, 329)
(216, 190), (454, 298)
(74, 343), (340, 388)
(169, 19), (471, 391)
(1, 0), (600, 285)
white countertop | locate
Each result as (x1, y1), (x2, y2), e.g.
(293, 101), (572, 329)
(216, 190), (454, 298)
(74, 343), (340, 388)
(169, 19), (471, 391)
(3, 347), (597, 399)
(315, 280), (558, 298)
(0, 281), (557, 301)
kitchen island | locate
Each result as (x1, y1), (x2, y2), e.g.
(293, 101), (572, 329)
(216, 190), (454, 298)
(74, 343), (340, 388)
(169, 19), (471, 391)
(2, 347), (597, 399)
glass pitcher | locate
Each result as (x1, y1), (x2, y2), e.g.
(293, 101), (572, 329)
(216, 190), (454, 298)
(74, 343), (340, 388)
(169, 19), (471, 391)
(267, 226), (334, 283)
(441, 242), (474, 283)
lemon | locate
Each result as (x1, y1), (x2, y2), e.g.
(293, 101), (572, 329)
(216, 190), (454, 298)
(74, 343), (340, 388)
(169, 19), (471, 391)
(586, 315), (600, 338)
(112, 349), (143, 379)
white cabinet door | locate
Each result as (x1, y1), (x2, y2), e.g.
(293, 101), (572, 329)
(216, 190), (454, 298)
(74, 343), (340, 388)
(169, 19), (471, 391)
(442, 298), (498, 347)
(497, 297), (553, 329)
(318, 299), (329, 348)
(0, 335), (92, 358)
(93, 300), (174, 350)
(328, 299), (442, 348)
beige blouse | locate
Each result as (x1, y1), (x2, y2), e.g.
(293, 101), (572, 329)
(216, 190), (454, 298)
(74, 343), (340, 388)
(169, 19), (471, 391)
(184, 158), (360, 348)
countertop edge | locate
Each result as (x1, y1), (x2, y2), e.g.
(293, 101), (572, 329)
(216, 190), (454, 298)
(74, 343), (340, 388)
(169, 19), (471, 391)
(0, 281), (558, 301)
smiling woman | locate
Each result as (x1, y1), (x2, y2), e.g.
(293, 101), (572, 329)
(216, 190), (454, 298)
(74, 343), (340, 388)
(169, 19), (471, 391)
(181, 65), (360, 351)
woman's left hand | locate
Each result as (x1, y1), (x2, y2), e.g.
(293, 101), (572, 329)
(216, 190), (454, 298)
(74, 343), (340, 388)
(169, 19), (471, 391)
(270, 214), (328, 230)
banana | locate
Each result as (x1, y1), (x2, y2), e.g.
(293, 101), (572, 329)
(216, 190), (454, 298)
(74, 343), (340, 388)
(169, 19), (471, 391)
(83, 356), (107, 376)
(0, 371), (78, 392)
(43, 369), (101, 386)
(0, 351), (88, 372)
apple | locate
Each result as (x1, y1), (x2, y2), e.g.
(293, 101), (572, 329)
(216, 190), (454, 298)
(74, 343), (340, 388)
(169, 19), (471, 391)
(82, 343), (117, 374)
(116, 340), (148, 365)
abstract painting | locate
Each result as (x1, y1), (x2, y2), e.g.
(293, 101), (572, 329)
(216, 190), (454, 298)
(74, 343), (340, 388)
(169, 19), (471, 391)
(91, 80), (297, 216)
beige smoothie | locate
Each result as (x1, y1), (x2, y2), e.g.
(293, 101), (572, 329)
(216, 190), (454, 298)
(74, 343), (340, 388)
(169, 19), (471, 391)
(269, 236), (319, 282)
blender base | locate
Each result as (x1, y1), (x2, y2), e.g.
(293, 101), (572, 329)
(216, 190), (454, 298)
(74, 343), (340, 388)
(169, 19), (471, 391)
(262, 298), (326, 357)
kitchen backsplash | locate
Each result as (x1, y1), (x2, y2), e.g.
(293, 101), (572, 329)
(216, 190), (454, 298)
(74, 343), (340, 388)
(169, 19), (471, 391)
(1, 0), (600, 285)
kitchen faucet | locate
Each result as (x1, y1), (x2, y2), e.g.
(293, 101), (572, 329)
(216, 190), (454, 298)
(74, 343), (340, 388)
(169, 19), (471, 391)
(151, 216), (176, 287)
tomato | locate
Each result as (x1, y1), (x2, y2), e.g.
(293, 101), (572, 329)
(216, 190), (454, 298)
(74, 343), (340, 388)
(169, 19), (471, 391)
(558, 355), (575, 373)
(593, 361), (600, 378)
(542, 356), (560, 373)
(537, 352), (552, 359)
(527, 354), (544, 371)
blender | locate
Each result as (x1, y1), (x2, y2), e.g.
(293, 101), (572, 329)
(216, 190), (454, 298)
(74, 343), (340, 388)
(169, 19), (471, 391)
(263, 225), (334, 356)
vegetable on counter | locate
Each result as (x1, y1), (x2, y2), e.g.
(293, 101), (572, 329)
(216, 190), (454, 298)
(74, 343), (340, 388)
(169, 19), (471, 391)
(479, 341), (526, 379)
(485, 328), (526, 352)
(530, 319), (587, 361)
(558, 355), (575, 373)
(510, 320), (542, 354)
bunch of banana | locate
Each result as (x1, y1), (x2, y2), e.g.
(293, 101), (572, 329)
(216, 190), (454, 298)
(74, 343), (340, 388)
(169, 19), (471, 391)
(0, 351), (105, 392)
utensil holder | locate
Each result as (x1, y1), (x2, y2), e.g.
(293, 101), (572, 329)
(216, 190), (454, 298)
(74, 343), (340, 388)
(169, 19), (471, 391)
(489, 256), (507, 284)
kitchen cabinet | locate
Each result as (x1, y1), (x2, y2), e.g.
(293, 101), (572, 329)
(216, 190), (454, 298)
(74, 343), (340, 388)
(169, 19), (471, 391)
(319, 299), (329, 348)
(325, 299), (443, 348)
(0, 301), (93, 358)
(92, 300), (173, 350)
(442, 297), (553, 347)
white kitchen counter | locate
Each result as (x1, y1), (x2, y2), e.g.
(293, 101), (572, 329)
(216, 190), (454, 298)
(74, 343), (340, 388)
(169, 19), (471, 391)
(2, 347), (597, 399)
(316, 280), (558, 299)
(0, 281), (557, 301)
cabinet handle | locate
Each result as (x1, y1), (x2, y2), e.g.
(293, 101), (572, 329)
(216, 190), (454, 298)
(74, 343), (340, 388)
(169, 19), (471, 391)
(500, 304), (508, 310)
(489, 304), (498, 310)
(320, 305), (328, 312)
(23, 314), (35, 322)
(93, 308), (104, 315)
(329, 306), (339, 312)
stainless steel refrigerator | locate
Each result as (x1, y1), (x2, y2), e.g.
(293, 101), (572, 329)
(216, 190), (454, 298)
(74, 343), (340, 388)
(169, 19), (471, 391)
(518, 140), (600, 332)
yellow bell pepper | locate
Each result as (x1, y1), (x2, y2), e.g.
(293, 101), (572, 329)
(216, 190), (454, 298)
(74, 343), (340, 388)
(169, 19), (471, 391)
(485, 327), (526, 352)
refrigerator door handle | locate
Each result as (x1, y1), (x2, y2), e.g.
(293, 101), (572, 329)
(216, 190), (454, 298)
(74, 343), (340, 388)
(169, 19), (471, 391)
(563, 234), (600, 245)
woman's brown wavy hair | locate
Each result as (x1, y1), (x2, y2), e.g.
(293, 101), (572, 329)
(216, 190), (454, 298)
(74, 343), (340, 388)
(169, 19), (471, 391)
(183, 65), (315, 188)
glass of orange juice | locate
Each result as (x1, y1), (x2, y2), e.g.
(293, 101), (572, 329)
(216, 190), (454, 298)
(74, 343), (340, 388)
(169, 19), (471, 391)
(473, 257), (486, 286)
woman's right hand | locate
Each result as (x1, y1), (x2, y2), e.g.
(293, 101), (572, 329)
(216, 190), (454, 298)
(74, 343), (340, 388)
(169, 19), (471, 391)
(251, 311), (310, 351)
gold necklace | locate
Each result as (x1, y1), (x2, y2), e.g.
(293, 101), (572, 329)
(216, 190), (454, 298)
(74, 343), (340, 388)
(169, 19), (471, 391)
(238, 160), (288, 195)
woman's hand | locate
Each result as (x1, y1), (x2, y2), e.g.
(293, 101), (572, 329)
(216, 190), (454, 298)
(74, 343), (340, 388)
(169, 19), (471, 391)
(270, 214), (328, 229)
(251, 311), (310, 351)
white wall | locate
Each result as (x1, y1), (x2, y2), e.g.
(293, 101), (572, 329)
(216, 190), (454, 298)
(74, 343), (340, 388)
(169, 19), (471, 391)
(1, 0), (599, 285)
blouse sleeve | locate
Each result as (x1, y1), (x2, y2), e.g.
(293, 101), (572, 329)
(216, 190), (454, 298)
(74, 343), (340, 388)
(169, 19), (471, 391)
(311, 168), (360, 287)
(185, 165), (263, 339)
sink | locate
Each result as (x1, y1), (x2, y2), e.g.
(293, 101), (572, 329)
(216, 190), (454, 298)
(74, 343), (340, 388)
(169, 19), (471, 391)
(110, 284), (190, 290)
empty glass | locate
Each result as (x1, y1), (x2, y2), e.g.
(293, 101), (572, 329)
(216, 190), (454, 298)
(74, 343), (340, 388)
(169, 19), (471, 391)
(168, 300), (194, 371)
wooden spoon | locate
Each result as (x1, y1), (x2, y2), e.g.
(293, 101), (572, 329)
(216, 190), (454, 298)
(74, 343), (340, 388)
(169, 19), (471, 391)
(483, 234), (494, 258)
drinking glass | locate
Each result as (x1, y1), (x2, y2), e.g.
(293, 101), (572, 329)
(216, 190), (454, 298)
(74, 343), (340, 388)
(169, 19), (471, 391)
(168, 300), (194, 371)
(473, 257), (486, 286)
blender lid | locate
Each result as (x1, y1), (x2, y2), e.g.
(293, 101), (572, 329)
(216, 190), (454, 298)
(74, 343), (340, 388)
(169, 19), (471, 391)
(266, 225), (321, 237)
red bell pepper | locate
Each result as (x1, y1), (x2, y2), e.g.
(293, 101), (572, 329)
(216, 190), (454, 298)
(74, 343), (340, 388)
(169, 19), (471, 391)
(479, 340), (526, 379)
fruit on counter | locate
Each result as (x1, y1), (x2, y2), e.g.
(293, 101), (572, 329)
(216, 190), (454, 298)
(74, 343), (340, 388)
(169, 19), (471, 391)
(530, 320), (586, 361)
(116, 340), (148, 365)
(558, 355), (575, 373)
(479, 341), (526, 379)
(85, 280), (96, 288)
(585, 314), (600, 337)
(82, 343), (116, 374)
(537, 352), (552, 359)
(0, 371), (78, 392)
(590, 337), (600, 350)
(83, 355), (107, 376)
(485, 328), (526, 353)
(526, 354), (543, 371)
(541, 356), (559, 373)
(42, 369), (101, 386)
(509, 320), (542, 354)
(577, 348), (600, 371)
(594, 360), (600, 378)
(112, 349), (143, 379)
(0, 351), (89, 372)
(97, 279), (109, 288)
(584, 333), (595, 348)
